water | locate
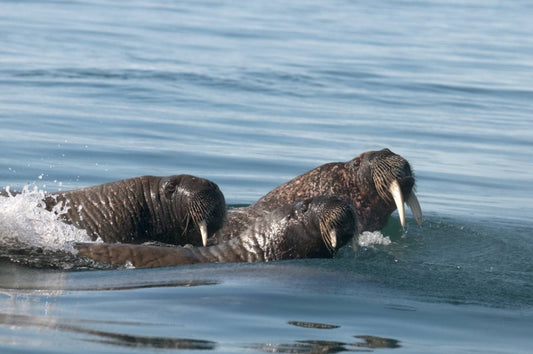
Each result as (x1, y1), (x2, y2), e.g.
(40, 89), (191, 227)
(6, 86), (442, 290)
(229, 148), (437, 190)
(1, 0), (532, 352)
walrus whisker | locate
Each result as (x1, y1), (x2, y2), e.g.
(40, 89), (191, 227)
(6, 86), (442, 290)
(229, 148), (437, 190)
(189, 198), (210, 246)
(181, 213), (191, 237)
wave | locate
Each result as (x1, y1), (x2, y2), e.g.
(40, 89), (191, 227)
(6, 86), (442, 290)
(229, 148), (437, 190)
(0, 187), (91, 252)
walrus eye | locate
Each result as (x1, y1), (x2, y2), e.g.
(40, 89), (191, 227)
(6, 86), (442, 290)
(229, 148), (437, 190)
(163, 180), (177, 199)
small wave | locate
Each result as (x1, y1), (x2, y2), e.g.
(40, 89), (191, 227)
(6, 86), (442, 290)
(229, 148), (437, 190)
(0, 186), (91, 253)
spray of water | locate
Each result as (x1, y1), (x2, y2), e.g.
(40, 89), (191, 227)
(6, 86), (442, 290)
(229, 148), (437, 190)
(0, 186), (92, 254)
(357, 231), (392, 247)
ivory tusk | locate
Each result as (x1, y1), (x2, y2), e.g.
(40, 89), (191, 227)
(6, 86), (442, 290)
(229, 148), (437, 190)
(329, 229), (337, 250)
(407, 192), (423, 226)
(198, 220), (208, 247)
(389, 180), (405, 229)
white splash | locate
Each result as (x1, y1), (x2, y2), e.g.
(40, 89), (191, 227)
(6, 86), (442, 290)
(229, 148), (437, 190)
(357, 231), (392, 247)
(0, 186), (92, 253)
(123, 260), (136, 269)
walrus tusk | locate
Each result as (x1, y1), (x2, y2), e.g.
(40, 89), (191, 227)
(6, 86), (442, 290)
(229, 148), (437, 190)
(406, 192), (423, 226)
(389, 180), (406, 228)
(328, 229), (337, 250)
(198, 220), (208, 246)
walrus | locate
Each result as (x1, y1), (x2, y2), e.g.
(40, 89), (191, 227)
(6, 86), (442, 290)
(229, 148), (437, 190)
(74, 196), (357, 268)
(39, 175), (226, 246)
(217, 148), (422, 243)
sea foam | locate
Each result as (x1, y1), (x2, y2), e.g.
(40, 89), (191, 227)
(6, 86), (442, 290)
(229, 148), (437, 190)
(357, 231), (392, 247)
(0, 186), (91, 253)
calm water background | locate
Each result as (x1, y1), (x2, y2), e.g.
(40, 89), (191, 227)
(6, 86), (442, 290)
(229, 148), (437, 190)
(1, 0), (532, 353)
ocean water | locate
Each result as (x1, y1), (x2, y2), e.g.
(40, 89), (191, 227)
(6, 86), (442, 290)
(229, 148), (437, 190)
(1, 0), (532, 353)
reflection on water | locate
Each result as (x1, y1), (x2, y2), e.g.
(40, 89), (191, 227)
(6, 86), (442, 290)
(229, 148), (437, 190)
(250, 321), (400, 353)
(288, 321), (340, 329)
(354, 336), (401, 349)
(77, 280), (219, 292)
(0, 311), (400, 352)
(249, 340), (348, 353)
(0, 259), (218, 293)
(82, 330), (216, 350)
(249, 335), (400, 353)
(0, 312), (216, 350)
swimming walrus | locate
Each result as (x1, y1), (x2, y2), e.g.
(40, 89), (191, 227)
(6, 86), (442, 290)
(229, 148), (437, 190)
(43, 174), (226, 246)
(1, 148), (421, 269)
(74, 196), (357, 268)
(217, 148), (422, 243)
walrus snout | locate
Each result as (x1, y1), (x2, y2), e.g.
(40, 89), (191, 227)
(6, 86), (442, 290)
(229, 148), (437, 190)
(161, 175), (226, 246)
(308, 197), (357, 252)
(360, 148), (422, 228)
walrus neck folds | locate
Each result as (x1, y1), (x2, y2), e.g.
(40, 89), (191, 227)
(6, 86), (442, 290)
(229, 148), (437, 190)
(252, 162), (351, 212)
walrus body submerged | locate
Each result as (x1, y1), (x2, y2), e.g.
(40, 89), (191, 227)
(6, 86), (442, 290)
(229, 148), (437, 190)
(75, 196), (357, 268)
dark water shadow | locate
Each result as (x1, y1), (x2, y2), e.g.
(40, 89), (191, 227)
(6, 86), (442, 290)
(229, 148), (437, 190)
(249, 322), (399, 353)
(71, 279), (219, 291)
(0, 311), (400, 352)
(0, 312), (216, 350)
(248, 335), (400, 353)
(0, 258), (219, 292)
(354, 335), (401, 349)
(288, 321), (340, 329)
(81, 330), (216, 350)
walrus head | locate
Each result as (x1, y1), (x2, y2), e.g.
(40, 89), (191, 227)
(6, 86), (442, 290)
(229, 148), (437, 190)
(240, 148), (422, 237)
(309, 196), (357, 254)
(348, 148), (422, 230)
(160, 175), (226, 246)
(271, 196), (358, 258)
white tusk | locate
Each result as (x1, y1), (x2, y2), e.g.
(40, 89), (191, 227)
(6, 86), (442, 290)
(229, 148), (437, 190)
(389, 180), (405, 229)
(406, 192), (423, 226)
(198, 220), (208, 247)
(329, 229), (337, 250)
(323, 228), (337, 252)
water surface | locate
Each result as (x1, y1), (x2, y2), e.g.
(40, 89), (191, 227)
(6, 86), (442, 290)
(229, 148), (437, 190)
(1, 0), (532, 353)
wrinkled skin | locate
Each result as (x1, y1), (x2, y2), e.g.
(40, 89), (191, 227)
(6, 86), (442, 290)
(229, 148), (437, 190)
(217, 148), (421, 243)
(43, 175), (226, 246)
(75, 196), (357, 268)
(1, 148), (421, 269)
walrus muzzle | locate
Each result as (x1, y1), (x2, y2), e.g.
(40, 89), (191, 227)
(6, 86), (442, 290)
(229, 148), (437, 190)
(369, 149), (423, 228)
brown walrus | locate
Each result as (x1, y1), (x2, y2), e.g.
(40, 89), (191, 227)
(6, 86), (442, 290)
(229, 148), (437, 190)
(74, 196), (357, 268)
(2, 148), (421, 269)
(217, 148), (422, 243)
(42, 174), (226, 246)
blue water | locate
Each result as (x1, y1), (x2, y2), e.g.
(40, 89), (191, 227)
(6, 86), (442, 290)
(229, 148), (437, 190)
(1, 0), (532, 353)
